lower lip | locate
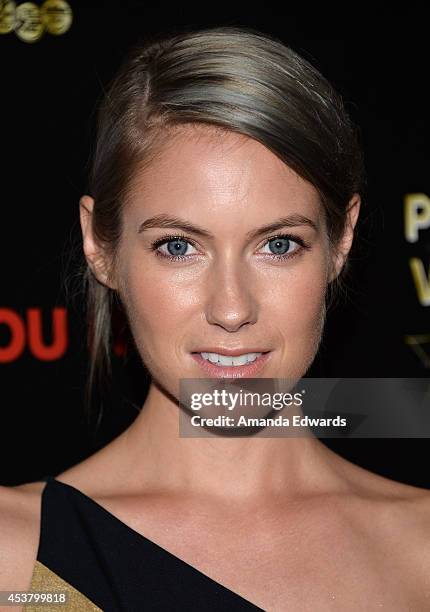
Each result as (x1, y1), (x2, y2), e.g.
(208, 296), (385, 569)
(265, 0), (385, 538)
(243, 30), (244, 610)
(190, 352), (272, 378)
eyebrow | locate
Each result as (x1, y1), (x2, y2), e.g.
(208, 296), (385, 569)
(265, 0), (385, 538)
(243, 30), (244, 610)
(137, 213), (318, 239)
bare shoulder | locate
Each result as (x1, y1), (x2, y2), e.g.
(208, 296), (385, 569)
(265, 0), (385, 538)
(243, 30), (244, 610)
(377, 478), (430, 597)
(376, 477), (430, 546)
(344, 462), (430, 592)
(385, 478), (430, 557)
(0, 481), (46, 594)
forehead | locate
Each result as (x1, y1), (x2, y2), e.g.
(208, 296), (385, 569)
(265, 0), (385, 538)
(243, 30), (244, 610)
(125, 125), (322, 226)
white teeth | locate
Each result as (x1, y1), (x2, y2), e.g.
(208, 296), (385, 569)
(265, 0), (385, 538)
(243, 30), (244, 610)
(200, 352), (262, 366)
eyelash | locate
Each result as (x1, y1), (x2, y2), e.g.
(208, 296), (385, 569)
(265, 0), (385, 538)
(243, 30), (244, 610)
(149, 232), (311, 263)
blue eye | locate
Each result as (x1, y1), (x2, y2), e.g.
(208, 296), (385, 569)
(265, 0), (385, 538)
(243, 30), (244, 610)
(150, 233), (309, 263)
(164, 238), (191, 257)
(265, 236), (293, 256)
(151, 235), (198, 261)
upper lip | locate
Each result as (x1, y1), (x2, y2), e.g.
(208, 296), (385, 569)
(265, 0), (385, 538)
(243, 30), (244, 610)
(192, 348), (271, 356)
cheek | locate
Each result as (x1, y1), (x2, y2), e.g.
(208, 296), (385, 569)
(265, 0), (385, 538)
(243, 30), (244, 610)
(116, 259), (198, 354)
(289, 274), (326, 331)
(266, 255), (328, 355)
(295, 278), (327, 369)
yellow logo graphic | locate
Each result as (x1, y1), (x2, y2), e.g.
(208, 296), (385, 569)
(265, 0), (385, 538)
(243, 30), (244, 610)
(403, 193), (429, 369)
(40, 0), (72, 35)
(0, 0), (72, 42)
(404, 334), (430, 369)
(0, 1), (16, 33)
(404, 193), (430, 307)
(15, 2), (43, 42)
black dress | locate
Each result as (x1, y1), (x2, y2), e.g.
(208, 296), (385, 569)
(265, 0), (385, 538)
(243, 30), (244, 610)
(26, 475), (264, 611)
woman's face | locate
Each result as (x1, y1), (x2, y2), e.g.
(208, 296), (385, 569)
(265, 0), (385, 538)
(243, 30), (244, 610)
(88, 126), (346, 391)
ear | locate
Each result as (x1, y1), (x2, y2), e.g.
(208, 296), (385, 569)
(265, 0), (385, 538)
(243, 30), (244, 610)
(329, 193), (361, 282)
(79, 195), (117, 290)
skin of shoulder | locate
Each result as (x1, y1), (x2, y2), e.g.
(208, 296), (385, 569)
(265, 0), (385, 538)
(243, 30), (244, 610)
(1, 473), (430, 607)
(386, 485), (430, 603)
(346, 469), (430, 597)
(0, 482), (46, 598)
(389, 486), (430, 588)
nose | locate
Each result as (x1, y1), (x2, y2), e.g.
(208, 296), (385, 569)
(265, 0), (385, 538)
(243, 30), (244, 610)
(204, 260), (258, 332)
